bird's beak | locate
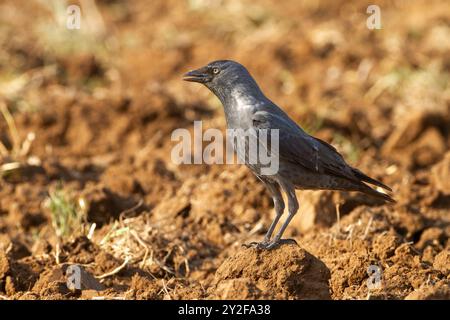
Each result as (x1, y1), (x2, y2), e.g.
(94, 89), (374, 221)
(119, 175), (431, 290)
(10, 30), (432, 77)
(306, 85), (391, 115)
(183, 67), (211, 83)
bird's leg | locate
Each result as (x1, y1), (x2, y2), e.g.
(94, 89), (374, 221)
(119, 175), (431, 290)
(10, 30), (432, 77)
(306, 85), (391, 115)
(266, 186), (299, 250)
(263, 183), (285, 243)
(243, 181), (284, 249)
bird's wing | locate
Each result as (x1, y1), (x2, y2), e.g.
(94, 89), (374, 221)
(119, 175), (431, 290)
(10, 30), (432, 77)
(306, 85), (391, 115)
(252, 110), (368, 184)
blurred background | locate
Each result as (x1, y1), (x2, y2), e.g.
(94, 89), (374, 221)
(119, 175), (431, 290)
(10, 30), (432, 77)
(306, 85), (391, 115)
(0, 0), (449, 300)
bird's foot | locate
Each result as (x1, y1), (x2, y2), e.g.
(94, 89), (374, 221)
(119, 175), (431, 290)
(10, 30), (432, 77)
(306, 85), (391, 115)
(242, 238), (271, 249)
(264, 238), (298, 249)
(242, 238), (298, 250)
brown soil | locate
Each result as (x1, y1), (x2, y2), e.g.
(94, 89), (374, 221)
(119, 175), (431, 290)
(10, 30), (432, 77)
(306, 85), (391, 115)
(0, 0), (449, 300)
(211, 244), (331, 299)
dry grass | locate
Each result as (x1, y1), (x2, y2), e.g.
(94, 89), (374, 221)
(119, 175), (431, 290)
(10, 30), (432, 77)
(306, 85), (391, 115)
(0, 101), (37, 176)
(96, 211), (190, 278)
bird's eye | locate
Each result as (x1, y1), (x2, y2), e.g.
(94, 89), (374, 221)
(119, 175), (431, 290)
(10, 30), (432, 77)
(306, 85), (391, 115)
(212, 68), (220, 74)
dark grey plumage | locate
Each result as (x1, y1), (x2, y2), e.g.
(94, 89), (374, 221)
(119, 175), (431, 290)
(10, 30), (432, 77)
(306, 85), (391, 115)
(183, 60), (394, 249)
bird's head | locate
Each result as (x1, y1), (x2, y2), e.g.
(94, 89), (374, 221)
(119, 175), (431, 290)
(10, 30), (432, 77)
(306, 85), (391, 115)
(183, 60), (251, 90)
(183, 60), (266, 107)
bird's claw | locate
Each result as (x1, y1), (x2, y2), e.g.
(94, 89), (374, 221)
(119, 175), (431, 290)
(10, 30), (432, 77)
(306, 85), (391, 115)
(242, 239), (270, 250)
(242, 238), (298, 250)
(264, 238), (298, 249)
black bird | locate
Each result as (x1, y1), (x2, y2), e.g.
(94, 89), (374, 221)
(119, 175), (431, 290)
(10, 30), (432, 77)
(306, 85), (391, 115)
(183, 60), (394, 249)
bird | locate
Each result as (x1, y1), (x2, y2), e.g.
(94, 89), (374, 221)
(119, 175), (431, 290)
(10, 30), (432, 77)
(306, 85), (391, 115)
(183, 60), (394, 249)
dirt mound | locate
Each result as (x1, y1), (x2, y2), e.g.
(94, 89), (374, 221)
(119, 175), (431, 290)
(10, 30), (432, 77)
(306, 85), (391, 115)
(0, 250), (48, 297)
(210, 244), (331, 299)
(302, 206), (449, 299)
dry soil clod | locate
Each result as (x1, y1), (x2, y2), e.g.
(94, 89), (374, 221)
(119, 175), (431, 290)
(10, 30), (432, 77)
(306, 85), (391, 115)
(211, 243), (331, 300)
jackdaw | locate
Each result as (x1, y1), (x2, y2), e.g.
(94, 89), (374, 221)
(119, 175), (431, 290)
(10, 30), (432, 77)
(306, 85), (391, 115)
(183, 60), (394, 249)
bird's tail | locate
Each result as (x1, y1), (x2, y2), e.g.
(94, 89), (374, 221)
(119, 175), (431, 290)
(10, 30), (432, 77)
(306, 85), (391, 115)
(351, 168), (392, 192)
(351, 168), (395, 203)
(358, 182), (396, 203)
